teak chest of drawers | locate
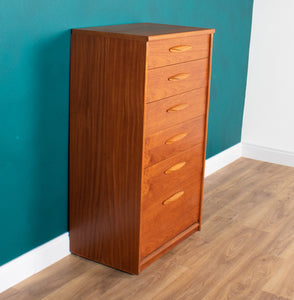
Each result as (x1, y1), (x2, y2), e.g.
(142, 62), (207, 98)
(69, 23), (214, 274)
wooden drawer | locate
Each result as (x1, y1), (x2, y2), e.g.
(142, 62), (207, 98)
(147, 34), (210, 69)
(145, 88), (207, 135)
(144, 117), (205, 167)
(141, 147), (202, 258)
(142, 145), (203, 205)
(146, 58), (208, 102)
(141, 182), (200, 258)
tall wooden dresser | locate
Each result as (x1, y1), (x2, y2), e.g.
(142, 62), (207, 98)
(69, 23), (214, 274)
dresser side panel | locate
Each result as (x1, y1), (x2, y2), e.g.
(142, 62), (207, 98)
(69, 33), (146, 274)
(199, 33), (214, 229)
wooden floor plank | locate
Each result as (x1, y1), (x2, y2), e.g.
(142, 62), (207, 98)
(202, 253), (282, 300)
(42, 262), (125, 300)
(86, 259), (188, 300)
(262, 250), (294, 299)
(154, 224), (270, 300)
(0, 255), (96, 300)
(254, 291), (291, 300)
(1, 158), (294, 300)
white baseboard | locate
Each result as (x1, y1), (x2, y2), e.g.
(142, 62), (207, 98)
(242, 143), (294, 168)
(0, 233), (70, 293)
(205, 143), (242, 177)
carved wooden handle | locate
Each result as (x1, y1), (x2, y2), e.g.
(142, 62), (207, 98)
(168, 73), (190, 81)
(165, 132), (187, 144)
(167, 103), (189, 112)
(162, 191), (184, 205)
(169, 45), (192, 52)
(164, 162), (186, 174)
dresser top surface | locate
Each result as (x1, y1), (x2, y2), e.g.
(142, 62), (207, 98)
(72, 23), (215, 41)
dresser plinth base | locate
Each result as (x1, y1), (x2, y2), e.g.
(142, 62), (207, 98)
(139, 222), (200, 273)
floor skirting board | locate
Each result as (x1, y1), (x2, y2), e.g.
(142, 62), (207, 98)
(242, 143), (294, 168)
(0, 233), (70, 293)
(205, 143), (242, 177)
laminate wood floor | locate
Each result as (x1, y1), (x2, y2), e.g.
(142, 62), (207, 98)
(2, 158), (294, 300)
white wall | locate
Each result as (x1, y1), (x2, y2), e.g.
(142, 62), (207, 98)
(242, 0), (294, 160)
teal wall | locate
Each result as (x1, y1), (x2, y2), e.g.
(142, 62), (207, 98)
(0, 0), (253, 266)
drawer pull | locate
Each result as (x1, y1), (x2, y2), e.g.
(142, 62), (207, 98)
(167, 103), (189, 112)
(164, 162), (186, 174)
(168, 73), (190, 81)
(169, 45), (192, 52)
(163, 191), (184, 205)
(165, 132), (188, 144)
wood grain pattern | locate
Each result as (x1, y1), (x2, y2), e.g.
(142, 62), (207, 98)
(140, 180), (201, 258)
(145, 88), (207, 135)
(74, 23), (215, 41)
(144, 117), (205, 167)
(69, 32), (146, 274)
(140, 145), (203, 259)
(147, 34), (210, 68)
(255, 291), (291, 300)
(4, 159), (294, 299)
(262, 245), (294, 299)
(140, 144), (203, 257)
(146, 58), (209, 102)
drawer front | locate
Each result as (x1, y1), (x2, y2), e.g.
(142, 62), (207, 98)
(145, 88), (207, 136)
(147, 34), (210, 69)
(144, 117), (205, 168)
(140, 147), (203, 258)
(146, 59), (208, 103)
(141, 183), (200, 258)
(142, 145), (203, 206)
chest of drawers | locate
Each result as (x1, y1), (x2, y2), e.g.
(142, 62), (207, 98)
(69, 23), (214, 274)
